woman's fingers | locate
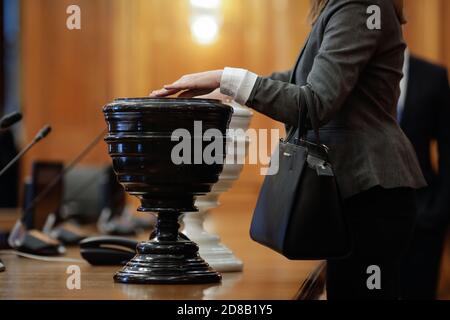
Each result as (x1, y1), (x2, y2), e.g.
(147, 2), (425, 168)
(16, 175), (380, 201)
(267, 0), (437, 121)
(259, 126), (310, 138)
(166, 70), (222, 89)
(149, 70), (223, 98)
(195, 89), (231, 101)
(164, 78), (193, 90)
(150, 88), (214, 99)
(164, 75), (204, 91)
(177, 89), (214, 98)
(150, 77), (196, 97)
(149, 88), (181, 98)
(163, 83), (189, 91)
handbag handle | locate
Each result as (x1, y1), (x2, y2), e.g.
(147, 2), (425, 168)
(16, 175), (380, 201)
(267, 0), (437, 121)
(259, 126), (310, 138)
(286, 85), (321, 145)
(299, 85), (321, 145)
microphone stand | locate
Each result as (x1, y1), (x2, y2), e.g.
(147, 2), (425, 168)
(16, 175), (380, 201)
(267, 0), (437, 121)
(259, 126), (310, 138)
(8, 128), (107, 252)
(21, 128), (107, 223)
(0, 125), (51, 178)
(0, 140), (37, 177)
(0, 124), (46, 270)
(8, 129), (107, 252)
(0, 112), (22, 272)
(0, 230), (6, 271)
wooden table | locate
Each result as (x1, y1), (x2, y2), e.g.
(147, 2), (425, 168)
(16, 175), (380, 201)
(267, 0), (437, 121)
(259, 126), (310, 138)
(0, 195), (320, 300)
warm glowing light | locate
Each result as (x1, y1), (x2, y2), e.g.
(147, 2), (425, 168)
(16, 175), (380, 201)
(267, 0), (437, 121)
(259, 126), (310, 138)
(191, 15), (219, 45)
(190, 0), (221, 10)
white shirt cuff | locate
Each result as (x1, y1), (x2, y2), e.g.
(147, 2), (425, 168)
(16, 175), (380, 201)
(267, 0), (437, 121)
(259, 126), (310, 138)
(220, 67), (258, 105)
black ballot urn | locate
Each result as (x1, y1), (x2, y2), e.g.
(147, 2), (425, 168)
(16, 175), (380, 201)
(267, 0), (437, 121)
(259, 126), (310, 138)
(103, 97), (233, 284)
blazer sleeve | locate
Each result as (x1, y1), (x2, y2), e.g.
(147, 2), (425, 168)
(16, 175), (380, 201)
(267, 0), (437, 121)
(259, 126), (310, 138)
(246, 1), (383, 127)
(265, 70), (292, 83)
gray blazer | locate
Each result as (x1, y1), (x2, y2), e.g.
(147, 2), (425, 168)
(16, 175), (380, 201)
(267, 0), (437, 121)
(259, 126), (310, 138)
(247, 0), (427, 199)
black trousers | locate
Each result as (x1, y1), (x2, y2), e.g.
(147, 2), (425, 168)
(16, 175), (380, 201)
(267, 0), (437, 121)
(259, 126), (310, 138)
(327, 186), (417, 300)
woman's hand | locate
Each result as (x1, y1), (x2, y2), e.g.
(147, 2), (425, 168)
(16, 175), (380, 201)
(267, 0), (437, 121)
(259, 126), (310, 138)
(193, 88), (231, 101)
(149, 70), (224, 98)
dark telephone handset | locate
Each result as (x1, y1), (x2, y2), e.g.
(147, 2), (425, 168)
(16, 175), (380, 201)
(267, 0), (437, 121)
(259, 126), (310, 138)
(79, 236), (138, 266)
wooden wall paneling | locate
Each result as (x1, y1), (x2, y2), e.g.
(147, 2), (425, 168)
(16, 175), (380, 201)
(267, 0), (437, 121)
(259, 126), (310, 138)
(404, 0), (447, 67)
(444, 1), (450, 69)
(21, 0), (113, 180)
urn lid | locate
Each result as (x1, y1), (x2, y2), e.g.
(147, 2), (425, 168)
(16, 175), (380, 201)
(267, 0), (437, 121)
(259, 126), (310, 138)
(103, 97), (233, 114)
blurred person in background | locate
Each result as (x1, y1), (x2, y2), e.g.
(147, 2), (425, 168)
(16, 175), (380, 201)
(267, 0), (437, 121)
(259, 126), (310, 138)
(399, 50), (450, 300)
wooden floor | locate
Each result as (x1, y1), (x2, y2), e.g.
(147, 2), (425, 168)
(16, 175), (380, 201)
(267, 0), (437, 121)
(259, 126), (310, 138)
(0, 194), (320, 300)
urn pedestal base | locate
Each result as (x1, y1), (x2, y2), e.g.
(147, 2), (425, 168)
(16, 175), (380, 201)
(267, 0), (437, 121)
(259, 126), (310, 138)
(197, 245), (244, 273)
(183, 210), (243, 273)
(114, 212), (221, 285)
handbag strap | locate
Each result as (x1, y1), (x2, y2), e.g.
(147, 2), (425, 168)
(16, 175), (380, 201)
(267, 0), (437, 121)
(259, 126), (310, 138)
(286, 85), (321, 145)
(299, 85), (321, 146)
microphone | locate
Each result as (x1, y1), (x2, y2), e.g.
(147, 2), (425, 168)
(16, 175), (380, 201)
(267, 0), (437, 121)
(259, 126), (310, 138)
(0, 112), (23, 129)
(0, 125), (52, 178)
(33, 125), (52, 143)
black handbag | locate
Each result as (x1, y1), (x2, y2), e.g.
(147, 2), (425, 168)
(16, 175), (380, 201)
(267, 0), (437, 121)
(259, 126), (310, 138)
(250, 86), (351, 260)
